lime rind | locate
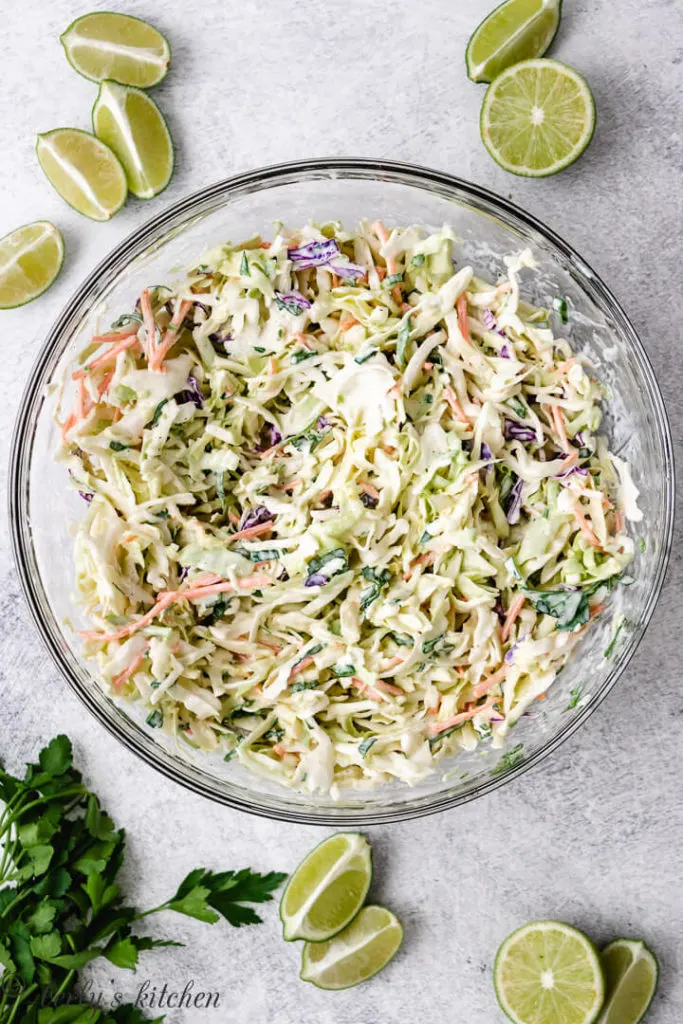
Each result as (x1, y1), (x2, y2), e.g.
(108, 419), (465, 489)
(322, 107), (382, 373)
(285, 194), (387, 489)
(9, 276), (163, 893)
(466, 0), (563, 83)
(36, 128), (128, 222)
(279, 832), (372, 943)
(480, 58), (596, 178)
(598, 940), (659, 1024)
(60, 11), (171, 87)
(0, 221), (64, 309)
(92, 81), (174, 200)
(494, 920), (605, 1024)
(300, 905), (403, 990)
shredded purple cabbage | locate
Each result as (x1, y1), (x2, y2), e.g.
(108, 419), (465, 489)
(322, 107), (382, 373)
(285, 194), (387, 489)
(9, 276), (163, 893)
(493, 599), (505, 623)
(304, 572), (328, 587)
(78, 491), (93, 504)
(483, 309), (506, 336)
(504, 419), (537, 443)
(175, 375), (204, 409)
(360, 491), (378, 508)
(558, 465), (589, 480)
(178, 565), (189, 582)
(500, 343), (511, 358)
(481, 442), (493, 463)
(193, 301), (211, 318)
(329, 261), (367, 280)
(288, 239), (340, 268)
(258, 423), (282, 450)
(208, 328), (232, 352)
(505, 477), (524, 524)
(316, 415), (331, 431)
(239, 505), (275, 531)
(275, 290), (311, 315)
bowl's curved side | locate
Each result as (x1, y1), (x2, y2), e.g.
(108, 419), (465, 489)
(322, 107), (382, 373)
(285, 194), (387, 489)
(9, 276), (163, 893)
(9, 159), (676, 824)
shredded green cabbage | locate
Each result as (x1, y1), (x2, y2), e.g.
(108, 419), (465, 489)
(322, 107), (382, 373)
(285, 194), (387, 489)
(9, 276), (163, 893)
(56, 221), (639, 796)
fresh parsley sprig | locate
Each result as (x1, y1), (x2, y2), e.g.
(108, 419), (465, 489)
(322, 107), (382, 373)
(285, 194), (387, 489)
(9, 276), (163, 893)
(0, 736), (286, 1023)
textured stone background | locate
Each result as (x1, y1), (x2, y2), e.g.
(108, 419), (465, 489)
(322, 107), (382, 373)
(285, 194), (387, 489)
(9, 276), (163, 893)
(1, 1), (682, 1020)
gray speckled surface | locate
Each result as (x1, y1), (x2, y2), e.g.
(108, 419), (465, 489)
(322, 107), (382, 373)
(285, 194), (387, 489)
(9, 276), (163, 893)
(1, 1), (682, 1020)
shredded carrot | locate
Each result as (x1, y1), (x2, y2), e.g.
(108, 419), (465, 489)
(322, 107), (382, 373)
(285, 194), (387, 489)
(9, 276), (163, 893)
(340, 314), (360, 332)
(429, 695), (497, 735)
(60, 412), (76, 440)
(471, 665), (507, 701)
(589, 602), (606, 618)
(318, 489), (332, 503)
(149, 299), (193, 370)
(391, 284), (403, 306)
(90, 326), (140, 346)
(79, 575), (271, 642)
(572, 500), (602, 549)
(331, 273), (341, 288)
(73, 334), (140, 379)
(371, 221), (397, 275)
(386, 383), (402, 399)
(96, 371), (114, 399)
(374, 265), (387, 281)
(456, 293), (470, 342)
(557, 358), (577, 373)
(273, 744), (287, 757)
(257, 241), (271, 249)
(404, 551), (435, 581)
(228, 510), (240, 526)
(551, 405), (570, 452)
(501, 595), (525, 643)
(361, 481), (380, 501)
(401, 302), (413, 314)
(295, 331), (312, 349)
(376, 679), (404, 696)
(139, 289), (157, 360)
(289, 656), (315, 680)
(380, 655), (403, 672)
(112, 648), (147, 690)
(268, 356), (278, 374)
(614, 509), (624, 533)
(443, 388), (471, 426)
(352, 677), (387, 702)
(559, 451), (578, 471)
(536, 692), (547, 702)
(227, 521), (273, 543)
(422, 361), (434, 371)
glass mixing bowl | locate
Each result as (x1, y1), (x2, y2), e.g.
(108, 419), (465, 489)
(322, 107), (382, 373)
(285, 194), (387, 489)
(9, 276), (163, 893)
(9, 159), (674, 825)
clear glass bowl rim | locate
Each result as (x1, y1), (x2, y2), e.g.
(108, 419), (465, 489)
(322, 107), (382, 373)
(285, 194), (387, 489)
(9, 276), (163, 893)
(9, 157), (675, 825)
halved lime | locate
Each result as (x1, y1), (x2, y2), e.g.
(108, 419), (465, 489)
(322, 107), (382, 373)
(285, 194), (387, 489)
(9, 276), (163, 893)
(0, 221), (64, 309)
(36, 128), (127, 222)
(279, 833), (372, 942)
(300, 905), (403, 990)
(494, 920), (605, 1024)
(466, 0), (563, 83)
(481, 58), (596, 177)
(597, 940), (658, 1024)
(93, 81), (174, 199)
(60, 12), (170, 87)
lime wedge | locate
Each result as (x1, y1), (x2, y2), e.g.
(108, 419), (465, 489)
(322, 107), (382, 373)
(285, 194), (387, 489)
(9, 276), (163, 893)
(60, 12), (170, 87)
(0, 221), (64, 309)
(36, 128), (127, 222)
(597, 940), (658, 1024)
(494, 920), (605, 1024)
(93, 81), (174, 199)
(466, 0), (563, 83)
(279, 833), (372, 942)
(301, 905), (403, 990)
(480, 58), (596, 177)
